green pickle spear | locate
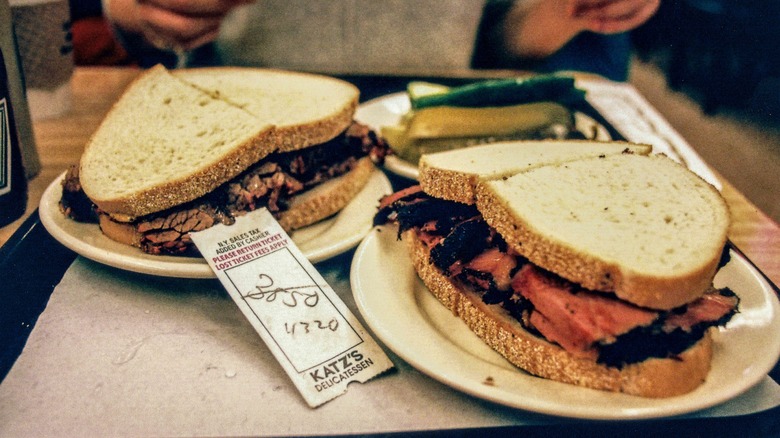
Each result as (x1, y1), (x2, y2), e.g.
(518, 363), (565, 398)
(384, 75), (589, 164)
(406, 102), (572, 139)
(381, 102), (575, 164)
(409, 76), (586, 109)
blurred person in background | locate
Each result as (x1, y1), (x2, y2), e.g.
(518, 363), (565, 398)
(74, 0), (659, 81)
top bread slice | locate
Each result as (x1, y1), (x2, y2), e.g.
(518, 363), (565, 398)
(173, 67), (359, 152)
(79, 65), (359, 221)
(419, 140), (651, 204)
(475, 153), (730, 310)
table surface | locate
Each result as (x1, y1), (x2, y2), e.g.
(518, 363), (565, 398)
(1, 67), (779, 435)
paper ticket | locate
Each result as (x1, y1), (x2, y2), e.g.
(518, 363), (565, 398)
(191, 209), (394, 407)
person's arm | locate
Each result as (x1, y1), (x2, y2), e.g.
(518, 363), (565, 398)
(500, 0), (584, 59)
(102, 0), (252, 50)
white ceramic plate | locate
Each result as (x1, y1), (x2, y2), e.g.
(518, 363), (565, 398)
(350, 226), (780, 420)
(355, 92), (611, 180)
(40, 169), (392, 278)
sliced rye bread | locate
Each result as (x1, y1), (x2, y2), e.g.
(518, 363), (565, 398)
(475, 153), (730, 309)
(404, 229), (714, 398)
(80, 65), (359, 221)
(418, 140), (651, 204)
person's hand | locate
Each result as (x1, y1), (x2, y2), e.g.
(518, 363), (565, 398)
(104, 0), (253, 51)
(569, 0), (660, 34)
(500, 0), (659, 59)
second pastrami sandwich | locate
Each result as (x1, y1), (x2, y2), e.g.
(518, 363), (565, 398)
(375, 140), (738, 398)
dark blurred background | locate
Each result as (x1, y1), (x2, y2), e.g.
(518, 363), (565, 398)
(629, 0), (779, 223)
(631, 0), (780, 125)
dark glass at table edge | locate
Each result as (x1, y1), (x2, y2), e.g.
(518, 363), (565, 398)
(0, 75), (778, 437)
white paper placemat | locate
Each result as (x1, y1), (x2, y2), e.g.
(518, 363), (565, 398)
(1, 254), (779, 437)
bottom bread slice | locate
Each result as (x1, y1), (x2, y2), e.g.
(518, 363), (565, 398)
(403, 229), (714, 398)
(278, 156), (374, 230)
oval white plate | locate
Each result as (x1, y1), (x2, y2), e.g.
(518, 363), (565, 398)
(350, 226), (780, 420)
(355, 92), (611, 180)
(40, 169), (392, 278)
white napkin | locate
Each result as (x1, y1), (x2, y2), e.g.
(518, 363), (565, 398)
(1, 255), (778, 437)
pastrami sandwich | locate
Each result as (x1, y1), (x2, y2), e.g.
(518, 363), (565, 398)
(60, 65), (388, 255)
(374, 140), (738, 397)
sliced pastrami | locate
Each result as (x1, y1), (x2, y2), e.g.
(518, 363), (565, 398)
(511, 265), (658, 358)
(663, 289), (739, 332)
(464, 246), (518, 291)
(508, 265), (739, 367)
(376, 185), (425, 212)
(430, 218), (492, 275)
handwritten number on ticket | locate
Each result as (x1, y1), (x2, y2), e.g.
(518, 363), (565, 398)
(191, 209), (394, 407)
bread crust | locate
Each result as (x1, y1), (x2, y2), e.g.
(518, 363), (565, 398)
(277, 156), (375, 230)
(273, 105), (357, 153)
(403, 229), (714, 398)
(419, 163), (479, 205)
(98, 214), (141, 247)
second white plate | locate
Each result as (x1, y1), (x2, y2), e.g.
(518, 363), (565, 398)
(351, 225), (780, 419)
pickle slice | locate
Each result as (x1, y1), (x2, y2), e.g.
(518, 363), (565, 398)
(383, 76), (590, 165)
(406, 102), (573, 139)
(390, 137), (477, 164)
(380, 124), (413, 157)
